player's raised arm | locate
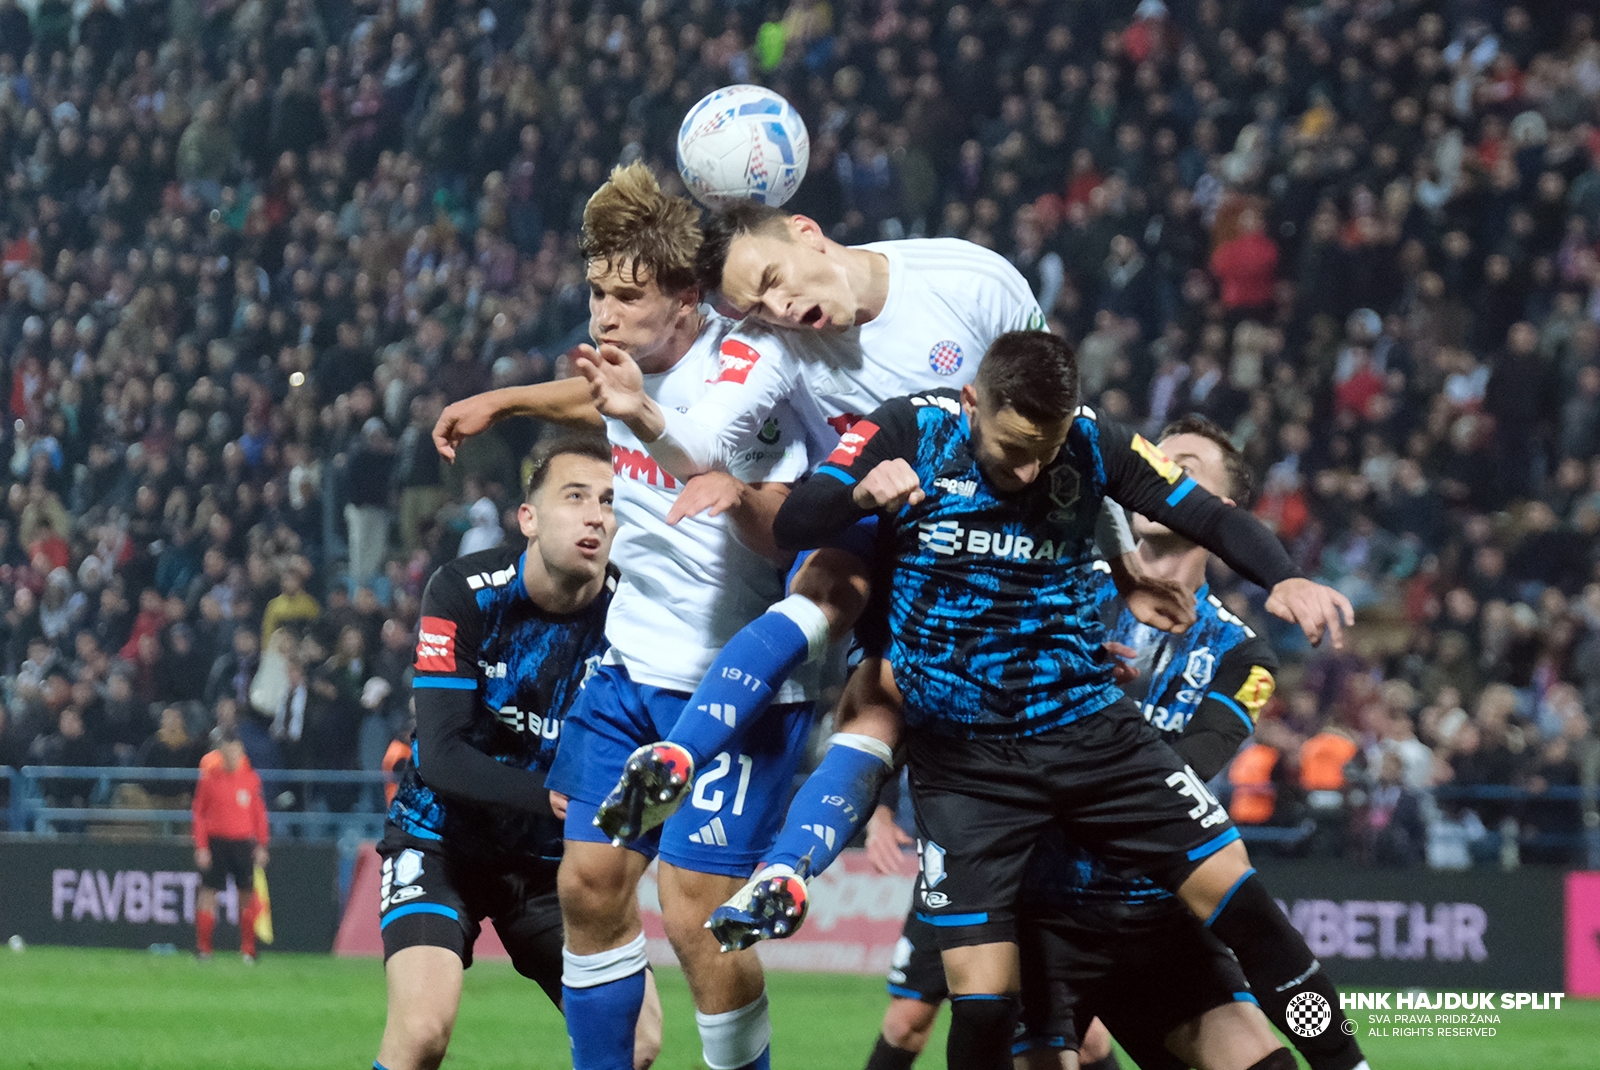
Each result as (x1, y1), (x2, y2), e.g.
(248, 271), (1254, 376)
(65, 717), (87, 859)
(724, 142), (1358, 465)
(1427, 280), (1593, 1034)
(582, 327), (803, 482)
(432, 378), (601, 461)
(410, 569), (558, 815)
(1095, 415), (1353, 648)
(772, 397), (921, 551)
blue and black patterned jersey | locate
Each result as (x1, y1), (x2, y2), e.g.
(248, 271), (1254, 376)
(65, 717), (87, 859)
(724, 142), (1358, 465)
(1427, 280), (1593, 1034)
(1022, 562), (1279, 906)
(781, 389), (1295, 740)
(389, 542), (615, 859)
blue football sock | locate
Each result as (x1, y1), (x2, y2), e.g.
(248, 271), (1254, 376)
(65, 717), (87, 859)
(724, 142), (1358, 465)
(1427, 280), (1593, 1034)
(667, 595), (829, 767)
(697, 991), (772, 1070)
(766, 734), (894, 876)
(563, 935), (649, 1070)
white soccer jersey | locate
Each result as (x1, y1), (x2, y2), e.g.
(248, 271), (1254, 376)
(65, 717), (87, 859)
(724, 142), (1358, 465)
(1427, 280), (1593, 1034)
(602, 313), (823, 700)
(651, 238), (1046, 472)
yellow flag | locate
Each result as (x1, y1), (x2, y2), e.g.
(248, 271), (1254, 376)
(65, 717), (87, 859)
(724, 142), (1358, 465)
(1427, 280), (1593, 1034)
(253, 866), (274, 945)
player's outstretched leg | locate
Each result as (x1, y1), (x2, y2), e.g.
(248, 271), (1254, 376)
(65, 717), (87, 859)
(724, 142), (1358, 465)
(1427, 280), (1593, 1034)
(706, 853), (813, 952)
(1180, 848), (1368, 1070)
(707, 729), (895, 949)
(594, 741), (697, 844)
(593, 593), (831, 842)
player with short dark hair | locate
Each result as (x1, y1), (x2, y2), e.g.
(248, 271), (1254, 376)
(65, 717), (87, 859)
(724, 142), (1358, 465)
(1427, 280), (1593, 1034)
(192, 729), (269, 963)
(748, 331), (1365, 1070)
(865, 415), (1297, 1070)
(372, 431), (661, 1070)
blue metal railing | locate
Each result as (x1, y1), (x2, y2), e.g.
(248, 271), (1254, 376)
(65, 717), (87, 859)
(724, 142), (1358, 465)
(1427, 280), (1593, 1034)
(3, 765), (395, 838)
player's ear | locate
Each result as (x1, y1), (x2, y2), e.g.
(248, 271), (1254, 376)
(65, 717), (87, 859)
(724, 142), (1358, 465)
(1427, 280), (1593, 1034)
(517, 501), (538, 540)
(790, 214), (824, 248)
(1221, 495), (1237, 507)
(960, 382), (979, 414)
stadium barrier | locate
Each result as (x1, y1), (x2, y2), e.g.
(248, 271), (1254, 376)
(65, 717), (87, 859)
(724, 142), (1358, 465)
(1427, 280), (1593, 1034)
(0, 838), (341, 952)
(1253, 859), (1567, 990)
(332, 839), (1593, 990)
(4, 765), (393, 838)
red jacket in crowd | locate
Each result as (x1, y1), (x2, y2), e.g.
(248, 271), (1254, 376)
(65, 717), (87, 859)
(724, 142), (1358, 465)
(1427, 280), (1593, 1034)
(1209, 230), (1280, 310)
(192, 754), (269, 850)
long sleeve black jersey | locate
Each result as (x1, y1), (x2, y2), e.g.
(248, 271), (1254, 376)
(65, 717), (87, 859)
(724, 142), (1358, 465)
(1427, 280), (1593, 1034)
(389, 543), (615, 859)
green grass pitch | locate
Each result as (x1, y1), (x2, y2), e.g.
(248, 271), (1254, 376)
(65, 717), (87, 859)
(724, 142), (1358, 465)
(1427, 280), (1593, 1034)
(3, 946), (1595, 1069)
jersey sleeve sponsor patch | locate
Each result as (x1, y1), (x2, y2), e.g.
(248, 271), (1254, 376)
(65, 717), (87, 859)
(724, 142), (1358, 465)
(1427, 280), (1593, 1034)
(1233, 665), (1276, 721)
(714, 339), (763, 384)
(826, 420), (880, 466)
(1131, 434), (1185, 485)
(415, 616), (458, 673)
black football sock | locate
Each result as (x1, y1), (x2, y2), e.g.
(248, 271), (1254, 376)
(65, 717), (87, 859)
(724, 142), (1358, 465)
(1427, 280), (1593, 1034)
(865, 1034), (919, 1070)
(1081, 1053), (1121, 1070)
(1245, 1050), (1298, 1070)
(1205, 872), (1365, 1070)
(947, 995), (1018, 1070)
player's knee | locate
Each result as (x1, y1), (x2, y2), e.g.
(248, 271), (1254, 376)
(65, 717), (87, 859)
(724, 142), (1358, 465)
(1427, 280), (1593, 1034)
(558, 855), (638, 941)
(881, 998), (939, 1051)
(389, 1008), (453, 1070)
(1078, 1017), (1113, 1061)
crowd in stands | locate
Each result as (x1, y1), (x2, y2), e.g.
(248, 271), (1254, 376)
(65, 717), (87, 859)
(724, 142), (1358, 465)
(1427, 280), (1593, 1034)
(0, 0), (1597, 863)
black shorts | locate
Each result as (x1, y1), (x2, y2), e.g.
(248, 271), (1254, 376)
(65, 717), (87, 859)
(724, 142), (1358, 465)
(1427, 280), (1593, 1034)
(377, 826), (563, 1004)
(1016, 897), (1251, 1070)
(886, 898), (948, 1004)
(907, 698), (1237, 947)
(201, 837), (255, 892)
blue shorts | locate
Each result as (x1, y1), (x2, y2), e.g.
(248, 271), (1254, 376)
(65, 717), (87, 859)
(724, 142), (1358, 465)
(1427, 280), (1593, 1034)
(548, 665), (815, 877)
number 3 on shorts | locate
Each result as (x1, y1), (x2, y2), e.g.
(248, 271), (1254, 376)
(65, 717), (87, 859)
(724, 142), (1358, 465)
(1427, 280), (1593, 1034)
(692, 752), (755, 815)
(1167, 767), (1228, 828)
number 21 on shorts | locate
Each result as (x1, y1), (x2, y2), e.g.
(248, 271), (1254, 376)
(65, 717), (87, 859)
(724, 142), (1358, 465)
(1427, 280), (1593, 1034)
(692, 752), (754, 815)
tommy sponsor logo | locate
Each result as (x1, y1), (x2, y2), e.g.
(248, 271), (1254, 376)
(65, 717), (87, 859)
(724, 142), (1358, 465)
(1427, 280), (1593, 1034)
(688, 817), (729, 846)
(714, 339), (763, 384)
(916, 520), (1074, 562)
(612, 445), (678, 489)
(826, 421), (880, 466)
(415, 617), (457, 673)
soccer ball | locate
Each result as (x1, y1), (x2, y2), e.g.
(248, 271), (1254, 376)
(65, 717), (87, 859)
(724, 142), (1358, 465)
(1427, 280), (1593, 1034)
(676, 85), (810, 208)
